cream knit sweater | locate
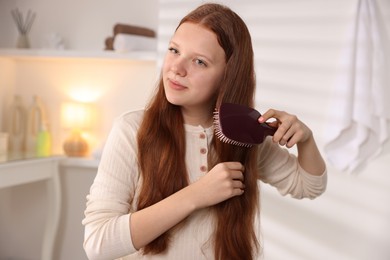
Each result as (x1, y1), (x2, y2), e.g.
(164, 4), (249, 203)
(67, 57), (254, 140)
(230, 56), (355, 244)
(82, 110), (327, 260)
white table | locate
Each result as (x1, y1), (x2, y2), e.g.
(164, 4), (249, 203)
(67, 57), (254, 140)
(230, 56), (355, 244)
(0, 156), (62, 260)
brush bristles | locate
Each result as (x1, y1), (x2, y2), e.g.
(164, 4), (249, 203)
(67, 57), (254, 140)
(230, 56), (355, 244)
(213, 109), (253, 148)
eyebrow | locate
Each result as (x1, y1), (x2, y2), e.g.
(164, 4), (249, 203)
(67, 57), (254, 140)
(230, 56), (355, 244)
(169, 40), (214, 64)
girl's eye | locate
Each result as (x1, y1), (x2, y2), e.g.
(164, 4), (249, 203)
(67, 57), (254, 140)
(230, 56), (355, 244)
(168, 47), (178, 54)
(195, 59), (207, 67)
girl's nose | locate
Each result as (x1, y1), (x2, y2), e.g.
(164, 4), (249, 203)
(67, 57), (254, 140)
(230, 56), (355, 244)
(171, 58), (187, 77)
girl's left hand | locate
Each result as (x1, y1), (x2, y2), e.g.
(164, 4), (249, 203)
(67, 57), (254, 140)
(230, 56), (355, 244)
(259, 109), (312, 148)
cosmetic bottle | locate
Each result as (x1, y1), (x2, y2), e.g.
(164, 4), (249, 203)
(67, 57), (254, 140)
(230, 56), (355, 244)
(26, 96), (46, 156)
(8, 95), (26, 154)
(36, 122), (52, 157)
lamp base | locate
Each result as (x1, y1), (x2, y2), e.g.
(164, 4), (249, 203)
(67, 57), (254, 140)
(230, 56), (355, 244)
(63, 131), (88, 157)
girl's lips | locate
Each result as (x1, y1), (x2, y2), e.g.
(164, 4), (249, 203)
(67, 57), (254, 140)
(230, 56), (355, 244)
(168, 79), (187, 90)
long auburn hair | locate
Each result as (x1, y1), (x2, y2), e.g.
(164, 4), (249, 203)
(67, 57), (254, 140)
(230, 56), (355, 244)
(137, 3), (260, 259)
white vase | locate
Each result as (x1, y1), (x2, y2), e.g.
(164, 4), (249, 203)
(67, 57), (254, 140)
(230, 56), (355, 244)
(16, 34), (30, 48)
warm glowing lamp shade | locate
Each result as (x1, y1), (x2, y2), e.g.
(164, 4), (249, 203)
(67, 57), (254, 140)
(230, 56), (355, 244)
(61, 102), (93, 157)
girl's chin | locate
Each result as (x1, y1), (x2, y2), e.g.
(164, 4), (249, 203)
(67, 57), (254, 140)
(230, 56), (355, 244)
(164, 88), (186, 105)
(165, 95), (184, 106)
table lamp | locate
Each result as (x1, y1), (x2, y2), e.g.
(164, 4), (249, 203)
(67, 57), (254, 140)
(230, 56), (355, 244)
(61, 102), (93, 157)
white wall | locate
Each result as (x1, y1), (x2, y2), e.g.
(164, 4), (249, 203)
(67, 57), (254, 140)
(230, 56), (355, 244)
(0, 58), (15, 132)
(0, 0), (159, 50)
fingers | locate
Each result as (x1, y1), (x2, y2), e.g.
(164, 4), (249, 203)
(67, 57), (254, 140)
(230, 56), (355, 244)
(192, 162), (247, 208)
(224, 163), (245, 195)
(259, 109), (311, 147)
(214, 162), (245, 195)
(225, 178), (245, 197)
(213, 162), (244, 181)
(274, 116), (296, 146)
(258, 108), (282, 123)
(232, 180), (245, 190)
(231, 182), (245, 196)
(223, 161), (245, 172)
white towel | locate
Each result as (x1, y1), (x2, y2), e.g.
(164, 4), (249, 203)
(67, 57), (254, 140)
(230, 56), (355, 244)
(324, 0), (390, 173)
(113, 33), (157, 53)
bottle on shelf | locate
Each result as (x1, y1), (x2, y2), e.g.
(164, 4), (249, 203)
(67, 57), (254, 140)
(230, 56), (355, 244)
(26, 95), (52, 157)
(8, 95), (27, 154)
(26, 96), (45, 156)
(36, 121), (52, 157)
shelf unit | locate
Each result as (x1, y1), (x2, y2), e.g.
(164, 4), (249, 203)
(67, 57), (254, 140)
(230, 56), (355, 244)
(0, 156), (62, 260)
(0, 45), (159, 156)
(0, 48), (157, 61)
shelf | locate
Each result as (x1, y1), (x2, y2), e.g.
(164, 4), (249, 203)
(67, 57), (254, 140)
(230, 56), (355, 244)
(0, 156), (62, 188)
(0, 48), (157, 61)
(60, 157), (99, 169)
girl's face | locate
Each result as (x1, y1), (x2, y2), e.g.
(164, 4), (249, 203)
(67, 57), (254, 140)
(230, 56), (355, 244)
(163, 22), (226, 112)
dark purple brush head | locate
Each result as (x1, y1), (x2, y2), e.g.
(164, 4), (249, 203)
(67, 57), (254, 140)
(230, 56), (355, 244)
(214, 103), (277, 147)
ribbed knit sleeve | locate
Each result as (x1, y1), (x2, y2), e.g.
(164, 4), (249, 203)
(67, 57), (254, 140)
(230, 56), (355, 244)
(82, 110), (144, 260)
(257, 137), (327, 199)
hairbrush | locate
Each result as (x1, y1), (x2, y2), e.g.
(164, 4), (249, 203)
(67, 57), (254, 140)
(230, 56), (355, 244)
(213, 103), (277, 147)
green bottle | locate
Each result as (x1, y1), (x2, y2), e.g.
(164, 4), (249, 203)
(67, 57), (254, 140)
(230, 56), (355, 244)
(36, 123), (51, 157)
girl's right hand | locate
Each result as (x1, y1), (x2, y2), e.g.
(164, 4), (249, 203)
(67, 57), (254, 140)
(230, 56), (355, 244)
(128, 162), (244, 250)
(188, 162), (245, 209)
